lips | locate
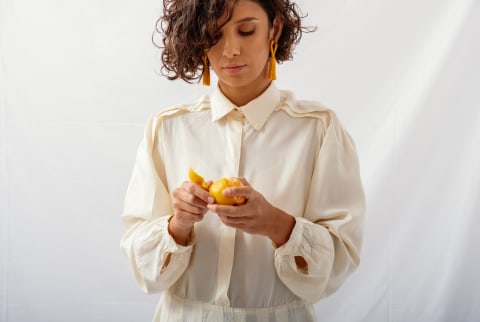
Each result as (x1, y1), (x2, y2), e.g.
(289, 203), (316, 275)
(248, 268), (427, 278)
(222, 64), (246, 74)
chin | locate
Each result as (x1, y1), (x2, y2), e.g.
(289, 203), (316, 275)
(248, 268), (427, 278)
(219, 78), (251, 88)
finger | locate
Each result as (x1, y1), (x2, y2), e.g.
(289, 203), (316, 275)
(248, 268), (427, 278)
(186, 181), (215, 203)
(208, 203), (245, 216)
(222, 185), (251, 200)
(218, 214), (246, 226)
(184, 181), (213, 202)
(179, 182), (215, 206)
(238, 177), (251, 187)
(205, 180), (213, 190)
(173, 198), (206, 215)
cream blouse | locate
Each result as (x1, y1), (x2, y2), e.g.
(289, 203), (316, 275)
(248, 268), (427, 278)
(121, 83), (365, 322)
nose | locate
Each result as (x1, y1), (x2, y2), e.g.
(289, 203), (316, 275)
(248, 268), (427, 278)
(222, 37), (240, 58)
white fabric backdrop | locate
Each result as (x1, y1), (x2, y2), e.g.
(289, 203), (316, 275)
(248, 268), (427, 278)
(1, 0), (479, 321)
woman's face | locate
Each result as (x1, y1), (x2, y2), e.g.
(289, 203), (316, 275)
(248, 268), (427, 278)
(207, 0), (277, 104)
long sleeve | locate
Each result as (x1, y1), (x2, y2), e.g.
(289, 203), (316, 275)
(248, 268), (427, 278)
(120, 85), (365, 321)
(120, 114), (195, 293)
(274, 110), (365, 302)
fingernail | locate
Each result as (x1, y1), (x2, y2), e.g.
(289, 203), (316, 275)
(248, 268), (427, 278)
(208, 197), (215, 204)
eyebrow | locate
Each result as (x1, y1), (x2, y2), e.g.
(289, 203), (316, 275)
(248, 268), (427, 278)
(233, 17), (260, 24)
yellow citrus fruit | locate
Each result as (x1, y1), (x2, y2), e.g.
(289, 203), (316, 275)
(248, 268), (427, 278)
(188, 168), (246, 205)
(188, 167), (208, 190)
(209, 177), (246, 206)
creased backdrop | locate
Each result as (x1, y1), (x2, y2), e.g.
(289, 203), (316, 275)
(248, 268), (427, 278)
(1, 0), (479, 321)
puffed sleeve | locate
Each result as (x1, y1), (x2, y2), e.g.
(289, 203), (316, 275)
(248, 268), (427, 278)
(120, 114), (194, 294)
(274, 110), (365, 302)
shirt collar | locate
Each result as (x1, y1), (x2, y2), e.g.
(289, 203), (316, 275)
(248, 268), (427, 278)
(210, 82), (281, 131)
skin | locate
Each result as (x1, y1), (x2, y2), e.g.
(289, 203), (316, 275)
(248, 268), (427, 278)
(170, 1), (301, 263)
(207, 178), (296, 248)
(207, 0), (283, 106)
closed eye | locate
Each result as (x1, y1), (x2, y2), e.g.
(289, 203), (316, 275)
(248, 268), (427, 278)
(239, 29), (255, 36)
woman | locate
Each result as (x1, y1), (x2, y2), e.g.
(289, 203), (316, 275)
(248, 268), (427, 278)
(121, 0), (365, 321)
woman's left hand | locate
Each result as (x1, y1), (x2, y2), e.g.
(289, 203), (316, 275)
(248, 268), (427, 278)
(207, 178), (295, 246)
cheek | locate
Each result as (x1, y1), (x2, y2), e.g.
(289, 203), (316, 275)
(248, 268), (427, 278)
(249, 38), (270, 56)
(248, 44), (270, 65)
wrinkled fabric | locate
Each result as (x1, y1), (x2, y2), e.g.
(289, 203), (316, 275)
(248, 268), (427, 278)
(120, 83), (365, 321)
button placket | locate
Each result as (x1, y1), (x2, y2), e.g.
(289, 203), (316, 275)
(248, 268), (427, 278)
(214, 110), (244, 306)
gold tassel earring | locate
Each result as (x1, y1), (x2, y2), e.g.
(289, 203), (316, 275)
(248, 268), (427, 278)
(268, 39), (278, 81)
(202, 53), (210, 86)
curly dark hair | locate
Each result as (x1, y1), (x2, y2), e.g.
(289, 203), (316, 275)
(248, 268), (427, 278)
(154, 0), (313, 83)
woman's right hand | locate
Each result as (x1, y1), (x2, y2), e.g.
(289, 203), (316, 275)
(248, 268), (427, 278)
(169, 181), (214, 245)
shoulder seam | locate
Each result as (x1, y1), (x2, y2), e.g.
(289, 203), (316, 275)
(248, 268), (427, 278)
(276, 101), (333, 120)
(277, 89), (333, 119)
(147, 100), (211, 145)
(153, 101), (211, 120)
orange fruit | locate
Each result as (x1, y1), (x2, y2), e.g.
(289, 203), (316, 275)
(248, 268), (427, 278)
(188, 168), (245, 205)
(209, 177), (246, 206)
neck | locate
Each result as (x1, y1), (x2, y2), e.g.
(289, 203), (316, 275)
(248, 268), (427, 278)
(218, 77), (272, 107)
(218, 80), (271, 106)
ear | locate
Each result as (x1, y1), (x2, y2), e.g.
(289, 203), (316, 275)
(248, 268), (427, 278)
(270, 17), (284, 41)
